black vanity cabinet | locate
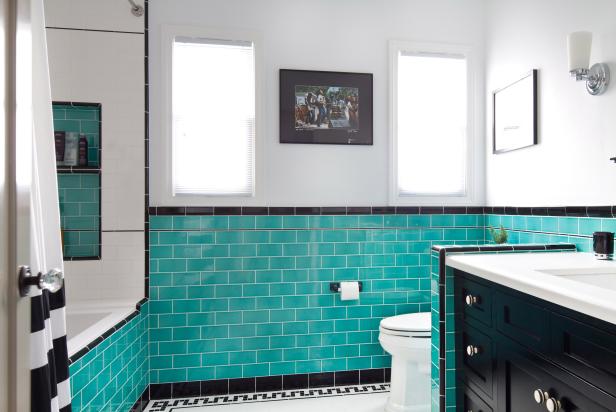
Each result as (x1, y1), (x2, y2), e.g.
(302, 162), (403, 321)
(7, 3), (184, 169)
(455, 270), (616, 412)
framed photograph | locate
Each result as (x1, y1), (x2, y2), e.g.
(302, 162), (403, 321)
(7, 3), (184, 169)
(493, 69), (538, 154)
(279, 69), (373, 145)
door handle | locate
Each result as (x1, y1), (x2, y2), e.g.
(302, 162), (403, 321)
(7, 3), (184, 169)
(18, 266), (63, 297)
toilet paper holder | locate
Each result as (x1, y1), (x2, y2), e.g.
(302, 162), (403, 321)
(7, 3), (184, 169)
(329, 281), (363, 293)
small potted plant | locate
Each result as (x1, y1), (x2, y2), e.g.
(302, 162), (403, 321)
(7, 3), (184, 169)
(489, 225), (508, 244)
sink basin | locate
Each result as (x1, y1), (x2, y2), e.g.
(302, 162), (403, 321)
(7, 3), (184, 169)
(537, 267), (616, 291)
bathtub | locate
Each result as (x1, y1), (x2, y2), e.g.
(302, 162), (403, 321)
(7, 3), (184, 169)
(66, 300), (138, 357)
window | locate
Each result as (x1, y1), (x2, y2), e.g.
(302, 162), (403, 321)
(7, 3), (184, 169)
(168, 31), (257, 198)
(153, 26), (262, 206)
(390, 42), (474, 204)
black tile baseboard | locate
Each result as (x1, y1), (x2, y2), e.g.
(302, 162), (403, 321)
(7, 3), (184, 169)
(145, 368), (391, 401)
(282, 373), (308, 390)
(129, 387), (150, 412)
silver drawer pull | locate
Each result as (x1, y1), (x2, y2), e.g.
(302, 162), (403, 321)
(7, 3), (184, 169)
(533, 389), (548, 404)
(465, 294), (479, 306)
(466, 345), (480, 357)
(546, 397), (561, 412)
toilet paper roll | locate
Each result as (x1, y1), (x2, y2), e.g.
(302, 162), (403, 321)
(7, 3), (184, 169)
(340, 281), (360, 301)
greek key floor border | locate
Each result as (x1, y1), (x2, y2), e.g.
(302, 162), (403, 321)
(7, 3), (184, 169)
(144, 384), (390, 412)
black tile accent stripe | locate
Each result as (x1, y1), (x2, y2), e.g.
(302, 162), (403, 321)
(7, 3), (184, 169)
(482, 206), (616, 218)
(431, 243), (577, 253)
(142, 383), (390, 412)
(149, 205), (616, 217)
(144, 368), (390, 401)
(433, 243), (576, 412)
(150, 206), (476, 216)
(63, 256), (101, 261)
(68, 299), (148, 365)
(143, 0), (150, 300)
(46, 26), (144, 35)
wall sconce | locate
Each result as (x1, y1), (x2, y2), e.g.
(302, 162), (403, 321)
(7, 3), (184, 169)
(567, 31), (610, 95)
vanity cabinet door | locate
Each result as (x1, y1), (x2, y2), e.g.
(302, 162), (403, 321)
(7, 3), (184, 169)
(550, 313), (616, 396)
(497, 343), (616, 412)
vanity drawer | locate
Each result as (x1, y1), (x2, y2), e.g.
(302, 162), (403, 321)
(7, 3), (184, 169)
(498, 342), (616, 412)
(550, 313), (616, 397)
(494, 290), (549, 352)
(460, 276), (492, 327)
(462, 325), (495, 399)
(464, 385), (493, 412)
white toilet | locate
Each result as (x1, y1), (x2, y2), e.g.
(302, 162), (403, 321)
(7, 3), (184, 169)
(378, 312), (431, 412)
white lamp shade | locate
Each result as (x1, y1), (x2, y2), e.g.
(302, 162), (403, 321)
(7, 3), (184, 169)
(567, 31), (592, 71)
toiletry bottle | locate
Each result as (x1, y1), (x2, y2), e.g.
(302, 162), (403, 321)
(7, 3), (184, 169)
(54, 131), (66, 166)
(64, 132), (79, 166)
(78, 133), (88, 166)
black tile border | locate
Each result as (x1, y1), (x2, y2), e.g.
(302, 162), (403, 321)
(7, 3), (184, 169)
(433, 243), (576, 412)
(141, 368), (390, 402)
(483, 205), (616, 218)
(148, 205), (616, 217)
(149, 206), (475, 216)
(68, 298), (148, 365)
(143, 0), (150, 300)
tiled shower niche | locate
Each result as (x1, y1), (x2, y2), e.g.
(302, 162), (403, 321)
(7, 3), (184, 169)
(53, 102), (102, 259)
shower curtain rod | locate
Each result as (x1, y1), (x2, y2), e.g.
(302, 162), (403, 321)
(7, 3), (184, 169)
(128, 0), (144, 17)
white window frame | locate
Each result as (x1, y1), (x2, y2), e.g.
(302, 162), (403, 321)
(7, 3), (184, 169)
(151, 25), (264, 206)
(389, 40), (477, 206)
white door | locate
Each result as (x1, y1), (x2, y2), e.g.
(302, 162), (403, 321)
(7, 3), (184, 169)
(2, 0), (34, 410)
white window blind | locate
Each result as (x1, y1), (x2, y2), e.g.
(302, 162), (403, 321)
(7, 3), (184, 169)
(172, 37), (255, 196)
(396, 52), (467, 196)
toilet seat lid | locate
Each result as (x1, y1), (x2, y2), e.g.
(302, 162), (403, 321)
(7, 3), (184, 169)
(380, 312), (431, 333)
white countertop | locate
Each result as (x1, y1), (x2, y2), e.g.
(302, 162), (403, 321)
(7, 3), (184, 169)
(446, 252), (616, 325)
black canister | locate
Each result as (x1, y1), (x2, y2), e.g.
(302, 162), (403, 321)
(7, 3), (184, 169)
(593, 231), (614, 260)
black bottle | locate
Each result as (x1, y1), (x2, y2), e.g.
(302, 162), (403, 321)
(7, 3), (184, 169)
(593, 231), (614, 260)
(78, 134), (88, 167)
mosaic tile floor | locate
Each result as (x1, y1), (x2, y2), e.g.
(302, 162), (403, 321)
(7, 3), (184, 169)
(144, 384), (390, 412)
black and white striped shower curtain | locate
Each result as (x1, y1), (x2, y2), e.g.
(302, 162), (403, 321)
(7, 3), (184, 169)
(29, 0), (73, 409)
(31, 285), (71, 412)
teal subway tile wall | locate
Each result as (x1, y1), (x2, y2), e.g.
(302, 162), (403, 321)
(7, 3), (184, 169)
(57, 173), (101, 258)
(53, 102), (101, 167)
(69, 303), (149, 412)
(148, 214), (486, 384)
(484, 213), (616, 251)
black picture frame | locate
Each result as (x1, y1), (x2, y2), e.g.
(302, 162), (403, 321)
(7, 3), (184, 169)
(492, 69), (538, 154)
(279, 69), (373, 145)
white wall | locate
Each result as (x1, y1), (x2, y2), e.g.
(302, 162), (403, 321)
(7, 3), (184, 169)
(149, 0), (486, 206)
(485, 0), (616, 206)
(45, 0), (144, 33)
(45, 0), (145, 303)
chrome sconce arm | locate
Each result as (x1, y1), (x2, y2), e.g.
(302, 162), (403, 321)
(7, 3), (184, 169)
(570, 63), (610, 96)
